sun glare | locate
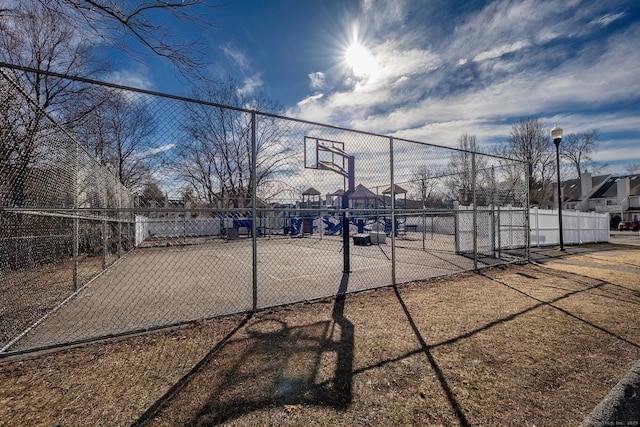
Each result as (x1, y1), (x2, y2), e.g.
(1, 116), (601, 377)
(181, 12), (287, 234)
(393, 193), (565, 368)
(345, 41), (378, 80)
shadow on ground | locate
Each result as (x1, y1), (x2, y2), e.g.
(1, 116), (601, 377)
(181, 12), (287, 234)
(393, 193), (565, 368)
(133, 274), (354, 426)
(131, 245), (640, 426)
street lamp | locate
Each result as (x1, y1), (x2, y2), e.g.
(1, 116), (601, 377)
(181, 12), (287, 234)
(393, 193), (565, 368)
(551, 124), (564, 251)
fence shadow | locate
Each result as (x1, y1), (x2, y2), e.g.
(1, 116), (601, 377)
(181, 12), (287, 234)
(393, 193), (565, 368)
(392, 285), (471, 426)
(132, 259), (640, 425)
(133, 274), (354, 426)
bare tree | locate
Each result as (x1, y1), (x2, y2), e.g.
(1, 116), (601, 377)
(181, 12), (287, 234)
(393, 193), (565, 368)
(0, 4), (108, 207)
(73, 90), (159, 193)
(0, 77), (29, 206)
(139, 181), (166, 208)
(560, 129), (605, 179)
(0, 4), (108, 115)
(498, 118), (555, 208)
(21, 0), (218, 78)
(445, 134), (488, 204)
(177, 77), (295, 208)
(411, 165), (443, 206)
(623, 164), (640, 175)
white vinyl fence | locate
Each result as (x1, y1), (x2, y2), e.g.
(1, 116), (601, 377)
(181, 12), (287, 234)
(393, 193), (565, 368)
(135, 216), (221, 245)
(455, 206), (609, 253)
(135, 208), (609, 249)
(529, 208), (609, 247)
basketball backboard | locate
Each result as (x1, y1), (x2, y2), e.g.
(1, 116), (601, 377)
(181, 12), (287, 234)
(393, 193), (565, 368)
(304, 136), (349, 178)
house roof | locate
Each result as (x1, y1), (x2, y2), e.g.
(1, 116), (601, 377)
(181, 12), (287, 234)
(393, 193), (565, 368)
(590, 175), (640, 199)
(561, 174), (609, 202)
(590, 177), (618, 199)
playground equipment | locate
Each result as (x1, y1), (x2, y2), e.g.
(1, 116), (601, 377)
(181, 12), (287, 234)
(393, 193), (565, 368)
(222, 215), (258, 239)
(226, 215), (269, 237)
(322, 215), (376, 236)
(285, 216), (317, 237)
(284, 216), (302, 236)
(383, 217), (406, 237)
(323, 215), (343, 235)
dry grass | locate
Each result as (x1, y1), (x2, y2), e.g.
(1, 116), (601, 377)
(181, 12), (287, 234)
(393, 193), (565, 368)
(0, 263), (73, 348)
(0, 244), (639, 426)
(0, 256), (105, 349)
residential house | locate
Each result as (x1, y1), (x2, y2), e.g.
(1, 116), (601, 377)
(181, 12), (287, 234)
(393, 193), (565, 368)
(560, 172), (640, 224)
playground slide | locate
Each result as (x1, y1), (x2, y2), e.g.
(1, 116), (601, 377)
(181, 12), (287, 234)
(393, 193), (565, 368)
(323, 216), (342, 235)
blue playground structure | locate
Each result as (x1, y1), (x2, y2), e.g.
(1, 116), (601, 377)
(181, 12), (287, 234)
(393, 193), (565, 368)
(284, 216), (316, 237)
(286, 216), (303, 236)
(232, 216), (253, 231)
(221, 214), (266, 238)
(383, 217), (406, 237)
(322, 215), (371, 235)
(323, 214), (404, 237)
(323, 215), (343, 235)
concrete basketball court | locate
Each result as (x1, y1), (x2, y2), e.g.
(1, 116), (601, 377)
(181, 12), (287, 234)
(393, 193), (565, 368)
(9, 232), (522, 352)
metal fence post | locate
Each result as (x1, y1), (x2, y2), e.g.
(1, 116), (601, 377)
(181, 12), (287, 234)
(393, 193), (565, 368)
(472, 152), (477, 270)
(491, 166), (496, 258)
(526, 163), (532, 261)
(102, 216), (108, 269)
(73, 217), (79, 291)
(390, 137), (396, 286)
(73, 139), (79, 291)
(117, 212), (122, 258)
(498, 204), (503, 258)
(251, 111), (258, 311)
(421, 178), (426, 251)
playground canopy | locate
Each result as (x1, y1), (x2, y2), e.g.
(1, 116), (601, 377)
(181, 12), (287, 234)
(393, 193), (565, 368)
(349, 184), (382, 210)
(302, 187), (322, 196)
(350, 184), (379, 200)
(382, 184), (408, 208)
(382, 184), (407, 195)
(302, 187), (322, 209)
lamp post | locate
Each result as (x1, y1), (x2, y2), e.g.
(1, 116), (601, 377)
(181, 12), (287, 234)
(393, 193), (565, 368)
(551, 124), (564, 251)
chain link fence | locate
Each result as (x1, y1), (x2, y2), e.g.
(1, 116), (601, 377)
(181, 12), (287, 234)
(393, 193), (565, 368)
(0, 64), (528, 355)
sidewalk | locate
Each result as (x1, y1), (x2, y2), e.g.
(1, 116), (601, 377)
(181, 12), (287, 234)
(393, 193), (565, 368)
(609, 230), (640, 246)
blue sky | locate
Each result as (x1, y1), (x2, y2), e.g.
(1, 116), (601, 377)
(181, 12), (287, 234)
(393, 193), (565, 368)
(110, 0), (640, 176)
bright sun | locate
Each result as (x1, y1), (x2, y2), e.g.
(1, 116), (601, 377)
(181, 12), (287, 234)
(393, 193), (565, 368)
(345, 41), (378, 79)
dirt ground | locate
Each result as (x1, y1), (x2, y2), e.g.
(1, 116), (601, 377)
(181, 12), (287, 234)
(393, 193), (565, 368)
(0, 256), (104, 349)
(0, 242), (639, 426)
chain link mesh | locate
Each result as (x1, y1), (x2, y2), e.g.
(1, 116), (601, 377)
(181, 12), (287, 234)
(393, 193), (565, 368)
(0, 65), (528, 355)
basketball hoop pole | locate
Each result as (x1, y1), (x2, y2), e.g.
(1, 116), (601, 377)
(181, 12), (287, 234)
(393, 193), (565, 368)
(342, 155), (355, 273)
(303, 136), (354, 273)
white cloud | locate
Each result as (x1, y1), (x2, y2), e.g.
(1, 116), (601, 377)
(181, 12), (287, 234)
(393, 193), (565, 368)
(473, 40), (531, 62)
(308, 72), (326, 91)
(361, 0), (409, 31)
(220, 42), (251, 71)
(596, 140), (640, 171)
(297, 93), (324, 107)
(107, 70), (153, 90)
(375, 41), (441, 81)
(217, 42), (264, 96)
(237, 74), (263, 97)
(590, 12), (625, 27)
(286, 0), (639, 170)
(135, 143), (176, 160)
